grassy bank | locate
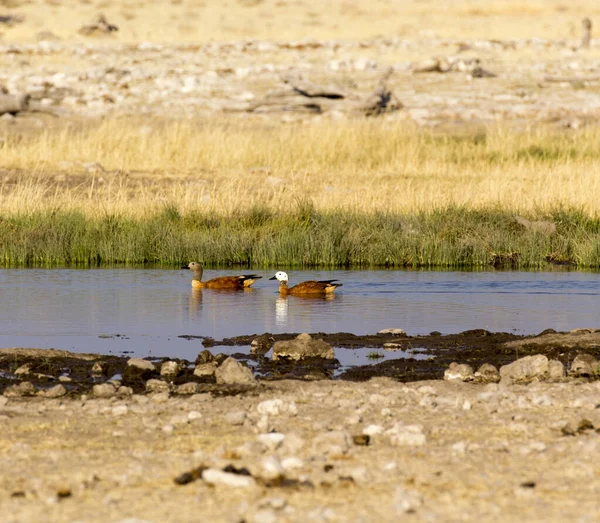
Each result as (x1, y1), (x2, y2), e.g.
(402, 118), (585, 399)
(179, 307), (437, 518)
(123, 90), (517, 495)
(2, 119), (600, 267)
(1, 205), (599, 268)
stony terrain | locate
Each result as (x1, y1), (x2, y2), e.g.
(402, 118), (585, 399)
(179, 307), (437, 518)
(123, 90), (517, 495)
(2, 33), (600, 128)
(1, 375), (600, 522)
(1, 330), (600, 522)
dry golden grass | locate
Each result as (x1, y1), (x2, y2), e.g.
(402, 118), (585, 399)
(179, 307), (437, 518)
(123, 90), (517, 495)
(2, 118), (600, 218)
(3, 0), (600, 43)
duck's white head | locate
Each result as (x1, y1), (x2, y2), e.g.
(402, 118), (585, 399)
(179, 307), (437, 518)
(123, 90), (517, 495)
(269, 271), (289, 282)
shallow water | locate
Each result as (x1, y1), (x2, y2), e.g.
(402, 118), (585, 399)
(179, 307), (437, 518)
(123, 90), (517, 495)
(0, 268), (598, 360)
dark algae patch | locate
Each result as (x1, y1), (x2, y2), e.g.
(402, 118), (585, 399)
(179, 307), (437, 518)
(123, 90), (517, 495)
(2, 329), (600, 394)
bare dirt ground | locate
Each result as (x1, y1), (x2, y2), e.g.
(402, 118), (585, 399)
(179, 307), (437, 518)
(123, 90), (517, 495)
(1, 330), (600, 522)
(1, 377), (599, 522)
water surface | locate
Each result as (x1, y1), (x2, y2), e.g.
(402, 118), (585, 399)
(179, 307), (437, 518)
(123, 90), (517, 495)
(0, 268), (597, 360)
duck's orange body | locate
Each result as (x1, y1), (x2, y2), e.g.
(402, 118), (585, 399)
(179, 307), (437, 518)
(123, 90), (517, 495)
(183, 262), (261, 290)
(269, 271), (342, 296)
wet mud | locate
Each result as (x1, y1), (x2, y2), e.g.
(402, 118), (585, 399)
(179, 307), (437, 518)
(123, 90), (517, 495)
(2, 329), (599, 395)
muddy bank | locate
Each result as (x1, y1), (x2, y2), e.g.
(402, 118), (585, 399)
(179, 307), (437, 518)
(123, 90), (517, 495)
(1, 329), (599, 395)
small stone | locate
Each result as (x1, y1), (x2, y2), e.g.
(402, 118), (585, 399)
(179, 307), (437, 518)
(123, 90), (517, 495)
(570, 354), (599, 377)
(160, 361), (181, 378)
(188, 411), (202, 421)
(195, 350), (215, 365)
(215, 357), (256, 385)
(312, 430), (351, 455)
(363, 424), (384, 436)
(194, 362), (218, 377)
(383, 343), (403, 350)
(127, 358), (156, 371)
(281, 457), (304, 471)
(352, 434), (370, 446)
(151, 391), (170, 403)
(177, 382), (200, 394)
(251, 509), (278, 523)
(394, 487), (423, 513)
(500, 355), (549, 383)
(474, 363), (500, 382)
(378, 328), (406, 336)
(257, 399), (297, 416)
(58, 375), (72, 383)
(258, 456), (284, 482)
(145, 379), (170, 393)
(250, 335), (275, 355)
(257, 433), (286, 451)
(14, 364), (32, 376)
(202, 469), (255, 488)
(91, 362), (105, 376)
(4, 382), (35, 398)
(162, 424), (174, 434)
(116, 386), (133, 397)
(462, 400), (472, 410)
(444, 362), (475, 382)
(346, 414), (362, 425)
(41, 384), (67, 398)
(92, 383), (116, 398)
(548, 360), (566, 379)
(225, 411), (247, 425)
(386, 424), (426, 446)
(272, 333), (334, 361)
(112, 405), (128, 416)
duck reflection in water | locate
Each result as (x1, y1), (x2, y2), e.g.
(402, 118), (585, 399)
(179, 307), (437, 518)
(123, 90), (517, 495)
(188, 288), (203, 315)
(275, 293), (337, 326)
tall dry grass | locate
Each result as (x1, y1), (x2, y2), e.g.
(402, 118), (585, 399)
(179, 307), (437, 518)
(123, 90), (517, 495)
(2, 118), (600, 218)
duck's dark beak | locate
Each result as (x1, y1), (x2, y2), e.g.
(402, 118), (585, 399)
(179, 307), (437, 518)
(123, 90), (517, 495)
(181, 266), (190, 270)
(269, 276), (277, 280)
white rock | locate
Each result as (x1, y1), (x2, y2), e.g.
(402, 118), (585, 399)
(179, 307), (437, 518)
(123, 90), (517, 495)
(92, 383), (116, 398)
(395, 487), (423, 513)
(386, 424), (427, 446)
(281, 456), (304, 471)
(41, 384), (67, 398)
(151, 391), (170, 403)
(160, 361), (181, 378)
(127, 358), (155, 371)
(225, 411), (246, 425)
(194, 362), (218, 377)
(363, 424), (384, 436)
(257, 399), (297, 416)
(215, 357), (256, 385)
(145, 379), (170, 393)
(258, 456), (284, 481)
(112, 405), (128, 416)
(444, 362), (475, 382)
(378, 328), (406, 335)
(202, 469), (255, 488)
(14, 364), (31, 376)
(311, 430), (351, 455)
(257, 433), (286, 451)
(188, 411), (202, 421)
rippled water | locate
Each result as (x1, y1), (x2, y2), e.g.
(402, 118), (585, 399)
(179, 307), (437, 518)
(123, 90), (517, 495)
(0, 268), (598, 360)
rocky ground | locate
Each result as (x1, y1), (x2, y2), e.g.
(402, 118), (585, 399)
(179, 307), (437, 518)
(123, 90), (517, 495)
(1, 330), (599, 522)
(2, 33), (600, 129)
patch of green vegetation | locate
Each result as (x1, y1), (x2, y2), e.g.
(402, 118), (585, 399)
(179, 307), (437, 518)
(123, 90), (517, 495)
(367, 351), (385, 360)
(0, 205), (599, 269)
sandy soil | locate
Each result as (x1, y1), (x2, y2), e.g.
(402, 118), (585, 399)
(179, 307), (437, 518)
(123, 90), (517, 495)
(1, 377), (599, 522)
(1, 330), (600, 522)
